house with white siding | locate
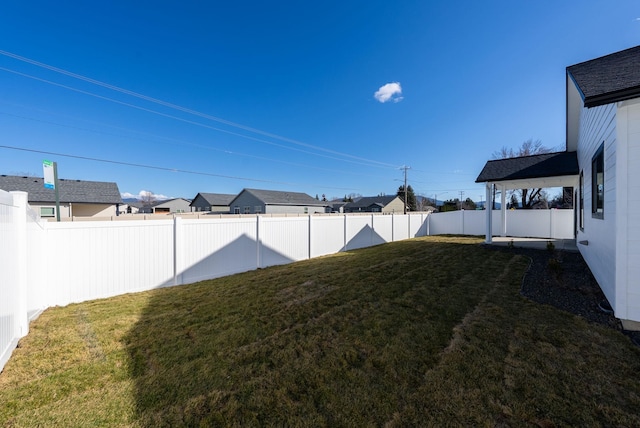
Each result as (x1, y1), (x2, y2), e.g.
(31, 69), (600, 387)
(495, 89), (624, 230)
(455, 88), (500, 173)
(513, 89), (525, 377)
(229, 188), (327, 214)
(477, 45), (640, 330)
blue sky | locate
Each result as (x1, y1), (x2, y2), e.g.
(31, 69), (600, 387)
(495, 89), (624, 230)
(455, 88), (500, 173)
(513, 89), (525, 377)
(1, 1), (638, 202)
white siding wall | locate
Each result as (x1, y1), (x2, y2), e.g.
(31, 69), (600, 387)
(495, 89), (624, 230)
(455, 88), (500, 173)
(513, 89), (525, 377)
(576, 102), (617, 308)
(616, 99), (640, 322)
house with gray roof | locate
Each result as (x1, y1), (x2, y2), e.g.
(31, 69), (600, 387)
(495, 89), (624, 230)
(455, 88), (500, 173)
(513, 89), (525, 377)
(0, 175), (122, 219)
(139, 198), (192, 214)
(229, 188), (327, 214)
(342, 195), (405, 214)
(190, 192), (235, 213)
(477, 45), (640, 330)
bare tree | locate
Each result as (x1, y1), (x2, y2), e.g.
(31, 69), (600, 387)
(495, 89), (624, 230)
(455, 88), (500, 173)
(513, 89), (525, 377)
(140, 191), (156, 208)
(493, 139), (553, 209)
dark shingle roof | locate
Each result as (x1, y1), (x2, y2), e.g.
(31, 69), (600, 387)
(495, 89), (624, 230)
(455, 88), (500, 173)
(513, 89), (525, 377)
(0, 175), (122, 204)
(475, 151), (578, 183)
(190, 192), (235, 206)
(344, 195), (398, 209)
(567, 45), (640, 108)
(236, 188), (326, 206)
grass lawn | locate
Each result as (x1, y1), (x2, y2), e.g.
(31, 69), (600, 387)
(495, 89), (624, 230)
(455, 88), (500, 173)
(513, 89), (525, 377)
(1, 236), (640, 426)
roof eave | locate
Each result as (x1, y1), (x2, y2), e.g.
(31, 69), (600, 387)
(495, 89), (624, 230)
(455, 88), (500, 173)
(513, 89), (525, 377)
(583, 86), (640, 108)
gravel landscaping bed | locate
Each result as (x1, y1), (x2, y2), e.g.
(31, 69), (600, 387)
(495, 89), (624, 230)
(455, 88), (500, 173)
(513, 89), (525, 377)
(487, 244), (640, 346)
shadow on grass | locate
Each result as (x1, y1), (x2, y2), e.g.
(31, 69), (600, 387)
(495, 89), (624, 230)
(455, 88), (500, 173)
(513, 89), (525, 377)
(124, 237), (531, 426)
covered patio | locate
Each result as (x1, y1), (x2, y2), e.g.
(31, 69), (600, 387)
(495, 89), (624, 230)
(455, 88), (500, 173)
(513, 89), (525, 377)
(476, 151), (580, 244)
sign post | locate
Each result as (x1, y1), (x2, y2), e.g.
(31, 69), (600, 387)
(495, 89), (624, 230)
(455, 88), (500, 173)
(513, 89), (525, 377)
(43, 160), (61, 222)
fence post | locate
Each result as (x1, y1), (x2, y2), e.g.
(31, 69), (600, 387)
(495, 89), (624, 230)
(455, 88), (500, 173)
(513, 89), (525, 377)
(391, 212), (395, 242)
(12, 192), (29, 338)
(173, 216), (183, 286)
(308, 214), (312, 259)
(257, 215), (262, 268)
(371, 213), (374, 246)
(343, 213), (347, 251)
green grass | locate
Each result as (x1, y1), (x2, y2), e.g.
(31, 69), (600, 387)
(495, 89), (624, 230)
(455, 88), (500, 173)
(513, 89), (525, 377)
(1, 236), (640, 426)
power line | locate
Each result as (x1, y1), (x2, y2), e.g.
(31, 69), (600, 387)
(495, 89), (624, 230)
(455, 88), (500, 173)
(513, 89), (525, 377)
(0, 50), (399, 169)
(1, 66), (397, 170)
(0, 110), (385, 180)
(0, 144), (359, 191)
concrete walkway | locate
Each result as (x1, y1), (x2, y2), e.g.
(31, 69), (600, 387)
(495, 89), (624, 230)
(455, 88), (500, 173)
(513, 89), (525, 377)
(487, 237), (578, 252)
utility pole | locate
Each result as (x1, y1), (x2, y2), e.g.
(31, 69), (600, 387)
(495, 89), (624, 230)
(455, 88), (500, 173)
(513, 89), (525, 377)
(459, 190), (465, 210)
(400, 165), (411, 214)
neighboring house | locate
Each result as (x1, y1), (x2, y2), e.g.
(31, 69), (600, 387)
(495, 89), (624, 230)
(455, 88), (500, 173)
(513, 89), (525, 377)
(119, 203), (140, 214)
(0, 174), (122, 219)
(342, 195), (405, 213)
(141, 198), (192, 214)
(190, 192), (235, 213)
(326, 200), (349, 213)
(229, 188), (327, 214)
(476, 45), (640, 330)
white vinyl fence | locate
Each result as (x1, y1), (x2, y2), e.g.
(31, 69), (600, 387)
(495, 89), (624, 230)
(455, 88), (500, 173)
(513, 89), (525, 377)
(427, 209), (574, 239)
(0, 190), (574, 372)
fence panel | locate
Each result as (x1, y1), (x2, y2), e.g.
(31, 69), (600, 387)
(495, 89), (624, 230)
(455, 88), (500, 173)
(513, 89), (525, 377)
(460, 211), (485, 235)
(345, 215), (376, 250)
(310, 216), (345, 257)
(392, 213), (409, 241)
(506, 210), (551, 238)
(0, 191), (20, 372)
(373, 215), (394, 243)
(429, 211), (463, 235)
(409, 213), (429, 237)
(179, 217), (258, 284)
(26, 205), (47, 317)
(259, 216), (310, 267)
(551, 210), (574, 239)
(45, 220), (175, 306)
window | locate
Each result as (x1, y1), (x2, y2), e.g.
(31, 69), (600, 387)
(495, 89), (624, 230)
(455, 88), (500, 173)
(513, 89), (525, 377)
(40, 207), (55, 217)
(304, 207), (309, 214)
(255, 206), (262, 214)
(244, 206), (251, 214)
(592, 143), (604, 219)
(234, 206), (240, 214)
(579, 171), (584, 230)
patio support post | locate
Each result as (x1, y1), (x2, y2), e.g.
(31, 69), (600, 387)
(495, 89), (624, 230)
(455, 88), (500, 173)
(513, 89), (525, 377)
(500, 184), (507, 237)
(485, 183), (492, 243)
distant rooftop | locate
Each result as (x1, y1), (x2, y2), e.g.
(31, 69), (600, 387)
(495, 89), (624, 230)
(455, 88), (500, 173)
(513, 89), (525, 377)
(238, 188), (327, 206)
(0, 175), (122, 204)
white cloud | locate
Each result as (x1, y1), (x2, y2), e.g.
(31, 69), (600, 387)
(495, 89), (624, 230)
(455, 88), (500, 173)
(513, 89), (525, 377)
(374, 82), (403, 103)
(121, 190), (170, 200)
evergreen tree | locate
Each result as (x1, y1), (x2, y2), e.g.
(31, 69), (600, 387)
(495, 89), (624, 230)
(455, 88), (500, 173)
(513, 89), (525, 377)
(397, 185), (417, 211)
